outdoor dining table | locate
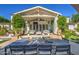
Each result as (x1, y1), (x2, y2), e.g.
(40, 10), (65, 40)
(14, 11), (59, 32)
(4, 39), (71, 55)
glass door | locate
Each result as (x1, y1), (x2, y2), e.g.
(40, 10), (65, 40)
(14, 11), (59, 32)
(33, 22), (38, 31)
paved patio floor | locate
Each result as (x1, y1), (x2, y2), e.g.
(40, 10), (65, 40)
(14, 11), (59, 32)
(69, 41), (79, 55)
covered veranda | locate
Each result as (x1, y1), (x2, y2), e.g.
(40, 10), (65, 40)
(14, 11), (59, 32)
(11, 6), (61, 39)
(23, 15), (58, 35)
(21, 15), (62, 39)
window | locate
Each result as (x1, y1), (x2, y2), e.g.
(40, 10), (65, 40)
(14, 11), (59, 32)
(46, 24), (48, 30)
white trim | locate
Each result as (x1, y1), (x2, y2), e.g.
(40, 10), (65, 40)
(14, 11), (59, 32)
(22, 14), (54, 17)
(13, 6), (62, 15)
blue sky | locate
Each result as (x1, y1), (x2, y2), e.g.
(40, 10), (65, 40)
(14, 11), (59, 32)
(0, 4), (77, 20)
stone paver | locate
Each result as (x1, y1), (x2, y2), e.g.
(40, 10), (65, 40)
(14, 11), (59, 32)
(69, 41), (79, 55)
(22, 34), (62, 40)
(0, 37), (17, 48)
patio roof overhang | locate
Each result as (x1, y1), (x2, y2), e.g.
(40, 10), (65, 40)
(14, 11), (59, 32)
(13, 6), (62, 15)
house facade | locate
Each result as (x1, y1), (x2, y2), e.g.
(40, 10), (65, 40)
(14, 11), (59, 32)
(11, 6), (62, 34)
(0, 23), (11, 30)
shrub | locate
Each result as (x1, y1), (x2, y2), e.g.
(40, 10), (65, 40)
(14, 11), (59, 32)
(76, 24), (79, 32)
(57, 16), (67, 33)
(0, 28), (7, 35)
(12, 14), (25, 35)
(71, 14), (79, 23)
(64, 30), (76, 39)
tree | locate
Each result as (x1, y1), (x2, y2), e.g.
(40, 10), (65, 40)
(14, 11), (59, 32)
(12, 14), (25, 35)
(0, 16), (10, 23)
(76, 24), (79, 32)
(57, 16), (67, 33)
(71, 14), (79, 23)
(0, 27), (7, 35)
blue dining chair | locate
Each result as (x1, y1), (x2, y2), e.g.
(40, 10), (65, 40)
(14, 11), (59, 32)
(9, 45), (24, 55)
(24, 44), (37, 55)
(37, 44), (52, 55)
(54, 45), (71, 55)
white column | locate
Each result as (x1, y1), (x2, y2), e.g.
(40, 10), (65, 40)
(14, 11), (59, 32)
(11, 16), (13, 30)
(53, 16), (58, 34)
(27, 23), (30, 32)
(26, 21), (30, 33)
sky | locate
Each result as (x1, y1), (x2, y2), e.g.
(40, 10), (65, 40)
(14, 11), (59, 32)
(0, 4), (78, 20)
